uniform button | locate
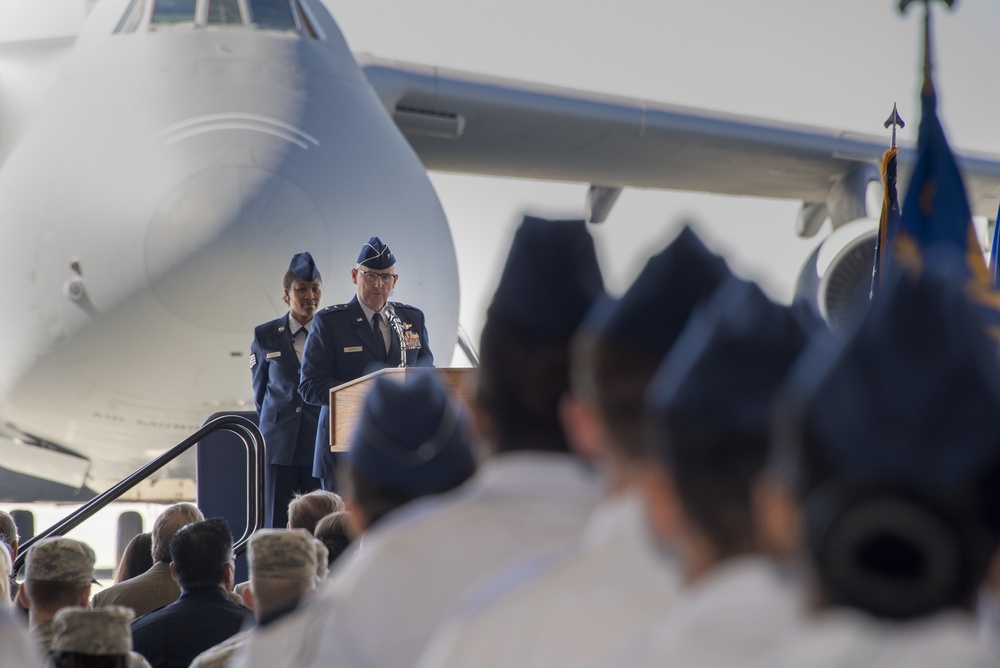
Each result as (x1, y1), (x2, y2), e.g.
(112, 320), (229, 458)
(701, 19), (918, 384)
(295, 407), (302, 413)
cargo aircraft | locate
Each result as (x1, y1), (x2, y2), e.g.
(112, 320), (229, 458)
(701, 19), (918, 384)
(1, 0), (999, 502)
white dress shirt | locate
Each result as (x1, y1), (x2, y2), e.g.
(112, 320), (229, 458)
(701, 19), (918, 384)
(230, 451), (600, 668)
(417, 490), (680, 668)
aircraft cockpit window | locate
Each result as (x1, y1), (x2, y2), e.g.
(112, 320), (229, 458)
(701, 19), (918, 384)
(151, 0), (197, 24)
(207, 0), (244, 24)
(248, 0), (297, 31)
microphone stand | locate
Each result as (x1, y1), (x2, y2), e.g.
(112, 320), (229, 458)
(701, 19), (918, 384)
(386, 305), (407, 368)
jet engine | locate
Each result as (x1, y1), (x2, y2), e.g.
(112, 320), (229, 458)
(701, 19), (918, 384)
(794, 218), (878, 336)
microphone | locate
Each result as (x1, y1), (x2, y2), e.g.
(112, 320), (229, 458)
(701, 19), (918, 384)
(385, 304), (407, 368)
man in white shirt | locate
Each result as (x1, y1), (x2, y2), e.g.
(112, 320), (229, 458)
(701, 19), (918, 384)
(417, 226), (731, 668)
(231, 215), (605, 668)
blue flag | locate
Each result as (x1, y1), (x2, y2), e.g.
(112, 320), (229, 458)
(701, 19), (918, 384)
(990, 202), (1000, 287)
(892, 90), (1000, 342)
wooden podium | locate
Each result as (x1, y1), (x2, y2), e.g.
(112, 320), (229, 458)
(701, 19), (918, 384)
(328, 367), (477, 452)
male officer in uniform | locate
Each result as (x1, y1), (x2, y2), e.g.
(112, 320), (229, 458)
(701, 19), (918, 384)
(251, 252), (323, 528)
(299, 236), (433, 491)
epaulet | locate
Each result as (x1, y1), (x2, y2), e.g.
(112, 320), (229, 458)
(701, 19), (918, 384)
(321, 303), (350, 313)
(389, 301), (420, 311)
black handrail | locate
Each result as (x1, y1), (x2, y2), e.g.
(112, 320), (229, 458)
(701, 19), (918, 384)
(13, 414), (265, 574)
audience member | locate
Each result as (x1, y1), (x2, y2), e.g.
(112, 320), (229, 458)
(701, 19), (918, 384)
(313, 511), (352, 568)
(92, 503), (203, 616)
(0, 541), (12, 611)
(418, 226), (730, 666)
(0, 509), (21, 604)
(18, 537), (97, 656)
(231, 215), (605, 668)
(190, 529), (319, 668)
(286, 490), (344, 534)
(130, 518), (254, 668)
(0, 608), (45, 668)
(114, 533), (153, 584)
(762, 264), (1000, 666)
(50, 606), (151, 668)
(592, 275), (809, 666)
(312, 539), (329, 584)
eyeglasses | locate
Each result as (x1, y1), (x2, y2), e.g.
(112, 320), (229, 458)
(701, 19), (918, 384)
(357, 269), (397, 285)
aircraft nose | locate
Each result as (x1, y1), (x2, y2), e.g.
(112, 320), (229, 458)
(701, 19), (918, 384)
(145, 166), (329, 333)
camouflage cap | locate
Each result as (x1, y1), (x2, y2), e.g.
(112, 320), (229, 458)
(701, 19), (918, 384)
(248, 529), (316, 580)
(313, 538), (329, 582)
(25, 537), (97, 584)
(51, 606), (134, 655)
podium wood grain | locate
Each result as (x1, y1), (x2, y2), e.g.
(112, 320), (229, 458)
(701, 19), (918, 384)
(328, 367), (477, 451)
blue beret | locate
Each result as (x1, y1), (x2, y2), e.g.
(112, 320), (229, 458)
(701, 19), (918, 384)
(583, 226), (730, 355)
(489, 216), (604, 337)
(288, 252), (320, 282)
(797, 260), (1000, 495)
(647, 276), (808, 435)
(349, 372), (475, 498)
(357, 237), (395, 269)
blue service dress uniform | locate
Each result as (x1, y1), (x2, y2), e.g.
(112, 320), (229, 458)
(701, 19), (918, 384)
(251, 313), (321, 527)
(299, 296), (434, 489)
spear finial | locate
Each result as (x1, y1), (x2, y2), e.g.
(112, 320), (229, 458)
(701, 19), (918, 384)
(884, 104), (905, 149)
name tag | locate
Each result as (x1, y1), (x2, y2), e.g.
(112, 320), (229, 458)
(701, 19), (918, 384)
(266, 352), (281, 359)
(344, 346), (363, 353)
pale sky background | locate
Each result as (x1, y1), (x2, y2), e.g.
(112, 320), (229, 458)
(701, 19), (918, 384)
(329, 0), (1000, 346)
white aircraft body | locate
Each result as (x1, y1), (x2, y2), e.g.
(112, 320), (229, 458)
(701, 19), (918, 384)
(1, 0), (999, 501)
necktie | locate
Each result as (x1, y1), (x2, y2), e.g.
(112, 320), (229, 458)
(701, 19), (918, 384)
(372, 313), (387, 359)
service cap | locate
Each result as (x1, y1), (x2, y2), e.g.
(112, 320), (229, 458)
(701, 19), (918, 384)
(288, 252), (321, 282)
(349, 372), (475, 498)
(357, 236), (395, 269)
(248, 529), (317, 580)
(25, 537), (97, 584)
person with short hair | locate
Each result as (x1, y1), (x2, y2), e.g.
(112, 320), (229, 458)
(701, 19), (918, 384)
(251, 252), (324, 529)
(17, 537), (98, 655)
(92, 503), (204, 616)
(130, 519), (253, 668)
(313, 511), (352, 569)
(299, 236), (434, 492)
(286, 490), (343, 534)
(50, 606), (151, 668)
(418, 226), (730, 667)
(190, 529), (319, 668)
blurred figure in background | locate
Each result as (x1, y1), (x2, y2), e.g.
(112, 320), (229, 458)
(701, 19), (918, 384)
(114, 533), (153, 584)
(286, 490), (344, 534)
(313, 511), (352, 569)
(50, 606), (151, 668)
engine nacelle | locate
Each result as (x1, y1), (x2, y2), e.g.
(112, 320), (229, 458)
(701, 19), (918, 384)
(795, 218), (878, 336)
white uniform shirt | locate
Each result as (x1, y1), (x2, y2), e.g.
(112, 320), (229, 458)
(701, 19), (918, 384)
(759, 609), (996, 668)
(230, 451), (600, 668)
(591, 556), (803, 668)
(417, 490), (680, 668)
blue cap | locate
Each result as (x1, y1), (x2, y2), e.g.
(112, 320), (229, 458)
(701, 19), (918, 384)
(357, 237), (395, 269)
(583, 226), (730, 355)
(647, 276), (808, 435)
(349, 372), (475, 498)
(489, 216), (604, 337)
(289, 252), (320, 282)
(798, 261), (1000, 495)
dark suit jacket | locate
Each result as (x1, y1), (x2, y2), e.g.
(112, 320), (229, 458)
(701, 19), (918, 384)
(131, 586), (254, 668)
(299, 296), (433, 479)
(251, 312), (320, 466)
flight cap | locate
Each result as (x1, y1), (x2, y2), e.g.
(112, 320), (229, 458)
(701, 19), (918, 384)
(288, 252), (321, 282)
(349, 371), (475, 497)
(489, 215), (604, 337)
(357, 236), (395, 269)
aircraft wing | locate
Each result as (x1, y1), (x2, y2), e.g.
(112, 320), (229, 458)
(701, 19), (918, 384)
(358, 55), (1000, 226)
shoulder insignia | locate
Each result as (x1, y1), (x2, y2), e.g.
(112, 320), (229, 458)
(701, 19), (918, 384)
(249, 353), (257, 369)
(322, 303), (350, 313)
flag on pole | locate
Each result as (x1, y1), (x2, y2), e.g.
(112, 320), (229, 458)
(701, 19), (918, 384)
(990, 202), (1000, 286)
(870, 146), (901, 299)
